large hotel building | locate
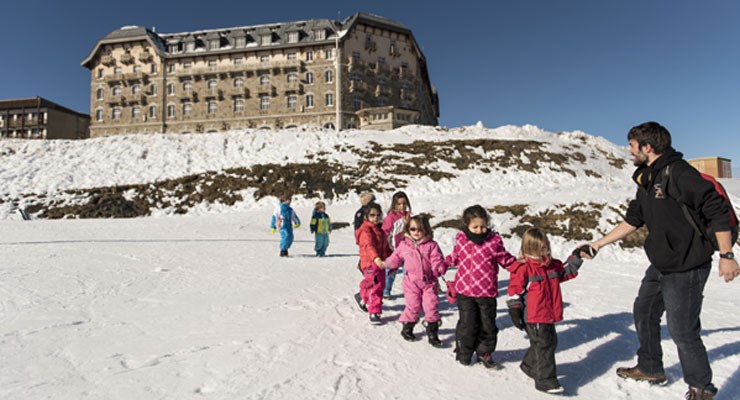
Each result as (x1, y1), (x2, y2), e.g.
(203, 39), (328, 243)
(82, 12), (439, 137)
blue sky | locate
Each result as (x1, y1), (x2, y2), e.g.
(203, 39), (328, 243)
(1, 1), (738, 170)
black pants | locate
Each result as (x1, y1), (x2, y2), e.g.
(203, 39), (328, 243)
(521, 323), (559, 390)
(455, 294), (498, 362)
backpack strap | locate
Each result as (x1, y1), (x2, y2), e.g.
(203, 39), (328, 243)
(662, 163), (707, 240)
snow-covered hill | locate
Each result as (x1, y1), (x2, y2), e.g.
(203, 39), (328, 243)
(1, 124), (738, 399)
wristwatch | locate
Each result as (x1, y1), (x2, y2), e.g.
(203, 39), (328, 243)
(719, 252), (735, 260)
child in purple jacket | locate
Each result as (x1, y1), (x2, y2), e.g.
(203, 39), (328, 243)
(383, 214), (447, 347)
(444, 205), (516, 367)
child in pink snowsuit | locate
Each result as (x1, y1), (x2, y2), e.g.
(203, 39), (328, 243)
(383, 215), (447, 347)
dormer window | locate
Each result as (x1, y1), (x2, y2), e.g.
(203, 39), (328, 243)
(209, 39), (220, 50)
(288, 31), (299, 43)
(186, 41), (195, 52)
(260, 34), (272, 46)
(314, 29), (326, 41)
(235, 37), (246, 48)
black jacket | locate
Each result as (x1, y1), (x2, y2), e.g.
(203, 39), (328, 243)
(624, 149), (731, 272)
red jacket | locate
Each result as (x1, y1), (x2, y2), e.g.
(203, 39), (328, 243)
(507, 257), (579, 324)
(357, 220), (392, 269)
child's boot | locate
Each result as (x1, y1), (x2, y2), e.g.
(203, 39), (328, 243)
(401, 322), (416, 341)
(426, 321), (443, 347)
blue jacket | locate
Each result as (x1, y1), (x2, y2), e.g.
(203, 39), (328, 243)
(271, 202), (300, 231)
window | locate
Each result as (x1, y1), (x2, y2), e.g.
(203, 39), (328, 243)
(378, 57), (385, 65)
(287, 95), (297, 109)
(306, 51), (313, 61)
(315, 29), (325, 40)
(167, 104), (175, 117)
(306, 94), (314, 108)
(260, 34), (272, 46)
(134, 65), (142, 74)
(209, 39), (219, 50)
(260, 95), (270, 110)
(208, 80), (218, 90)
(324, 70), (333, 83)
(325, 49), (334, 60)
(233, 57), (243, 65)
(325, 93), (334, 106)
(112, 86), (121, 96)
(168, 64), (176, 73)
(306, 72), (314, 84)
(150, 84), (157, 96)
(96, 88), (104, 100)
(352, 51), (360, 62)
(151, 64), (158, 74)
(183, 103), (192, 116)
(260, 75), (270, 85)
(132, 85), (142, 95)
(288, 32), (299, 43)
(150, 105), (157, 119)
(186, 42), (195, 52)
(353, 95), (362, 110)
(167, 83), (175, 95)
(287, 73), (298, 83)
(183, 61), (192, 69)
(287, 52), (297, 60)
(97, 69), (103, 79)
(234, 77), (244, 87)
(95, 109), (104, 121)
(183, 81), (193, 92)
(132, 106), (141, 119)
(208, 59), (217, 67)
(260, 55), (270, 64)
(208, 100), (217, 114)
(235, 37), (246, 48)
(112, 107), (121, 119)
(234, 98), (244, 112)
(114, 67), (122, 75)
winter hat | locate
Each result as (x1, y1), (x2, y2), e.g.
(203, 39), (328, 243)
(359, 192), (376, 206)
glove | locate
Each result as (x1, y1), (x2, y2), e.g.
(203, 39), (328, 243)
(508, 306), (525, 331)
(270, 228), (277, 234)
(294, 223), (300, 229)
(574, 244), (597, 258)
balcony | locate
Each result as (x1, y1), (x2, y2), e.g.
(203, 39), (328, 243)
(365, 41), (377, 52)
(138, 51), (153, 63)
(120, 53), (135, 65)
(101, 55), (116, 66)
(284, 82), (303, 92)
(123, 71), (149, 82)
(349, 81), (365, 93)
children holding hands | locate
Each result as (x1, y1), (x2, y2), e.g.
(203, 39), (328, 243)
(354, 203), (392, 324)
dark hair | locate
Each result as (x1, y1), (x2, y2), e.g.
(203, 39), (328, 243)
(364, 203), (383, 219)
(462, 205), (489, 227)
(279, 193), (292, 203)
(390, 191), (411, 214)
(627, 122), (672, 154)
(405, 214), (433, 239)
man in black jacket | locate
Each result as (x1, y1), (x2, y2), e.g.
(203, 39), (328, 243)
(584, 122), (739, 400)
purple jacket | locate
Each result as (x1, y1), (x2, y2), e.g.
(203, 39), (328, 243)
(386, 236), (447, 284)
(444, 231), (516, 298)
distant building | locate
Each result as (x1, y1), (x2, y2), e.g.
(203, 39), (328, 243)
(688, 157), (732, 178)
(0, 97), (90, 140)
(81, 12), (439, 137)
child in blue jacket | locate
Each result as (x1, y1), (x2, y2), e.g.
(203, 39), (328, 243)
(310, 201), (332, 257)
(270, 194), (300, 257)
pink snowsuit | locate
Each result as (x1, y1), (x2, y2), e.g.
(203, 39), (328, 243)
(385, 236), (447, 323)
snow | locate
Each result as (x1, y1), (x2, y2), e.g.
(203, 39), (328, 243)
(1, 125), (739, 399)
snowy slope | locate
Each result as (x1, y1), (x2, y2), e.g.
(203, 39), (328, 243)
(1, 125), (739, 400)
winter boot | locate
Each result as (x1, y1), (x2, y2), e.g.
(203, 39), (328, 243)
(685, 386), (717, 400)
(426, 321), (443, 348)
(478, 352), (499, 369)
(279, 250), (288, 257)
(616, 365), (667, 385)
(401, 322), (416, 341)
(369, 313), (382, 325)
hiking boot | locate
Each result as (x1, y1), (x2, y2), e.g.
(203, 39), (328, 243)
(401, 322), (416, 341)
(279, 250), (288, 257)
(353, 293), (367, 313)
(426, 321), (443, 348)
(685, 385), (717, 400)
(478, 352), (499, 369)
(616, 365), (667, 385)
(535, 380), (564, 394)
(369, 313), (382, 325)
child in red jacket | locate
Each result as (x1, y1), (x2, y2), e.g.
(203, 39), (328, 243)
(506, 228), (585, 394)
(354, 203), (392, 325)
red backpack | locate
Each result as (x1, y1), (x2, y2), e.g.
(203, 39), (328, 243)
(663, 164), (739, 250)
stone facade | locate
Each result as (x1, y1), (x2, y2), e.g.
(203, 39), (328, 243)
(82, 13), (439, 137)
(0, 97), (90, 139)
